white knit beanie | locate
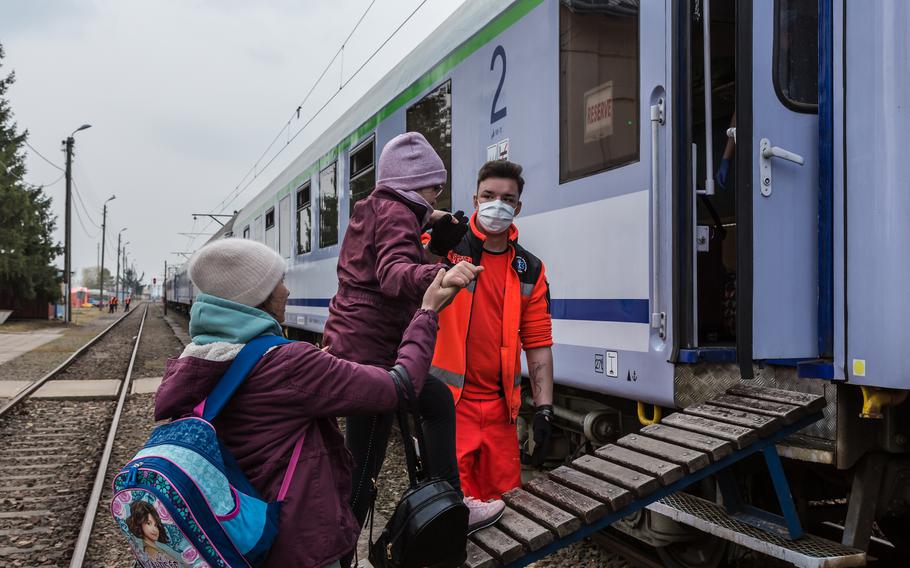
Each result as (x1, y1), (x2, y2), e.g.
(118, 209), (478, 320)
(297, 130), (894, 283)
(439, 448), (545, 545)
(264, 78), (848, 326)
(187, 239), (286, 307)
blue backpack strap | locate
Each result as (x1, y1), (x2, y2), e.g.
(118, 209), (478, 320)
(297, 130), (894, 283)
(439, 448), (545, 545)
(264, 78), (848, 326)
(195, 335), (292, 422)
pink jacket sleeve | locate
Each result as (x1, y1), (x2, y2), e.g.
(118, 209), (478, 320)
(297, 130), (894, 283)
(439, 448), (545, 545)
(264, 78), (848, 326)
(373, 201), (438, 301)
(281, 309), (439, 417)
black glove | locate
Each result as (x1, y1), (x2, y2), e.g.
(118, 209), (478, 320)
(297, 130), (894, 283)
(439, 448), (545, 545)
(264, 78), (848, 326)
(530, 405), (553, 468)
(427, 210), (468, 257)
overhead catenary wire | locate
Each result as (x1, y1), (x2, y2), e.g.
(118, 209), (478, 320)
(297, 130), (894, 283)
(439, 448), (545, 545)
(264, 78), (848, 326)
(216, 0), (430, 218)
(186, 0), (429, 251)
(209, 0), (380, 220)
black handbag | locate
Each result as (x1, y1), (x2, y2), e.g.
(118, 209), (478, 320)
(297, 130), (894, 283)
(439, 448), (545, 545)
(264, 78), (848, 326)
(367, 365), (468, 568)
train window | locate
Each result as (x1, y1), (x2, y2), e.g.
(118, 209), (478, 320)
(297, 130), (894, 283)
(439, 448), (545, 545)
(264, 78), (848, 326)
(242, 225), (250, 239)
(296, 182), (311, 255)
(319, 163), (338, 248)
(406, 80), (452, 210)
(264, 208), (276, 250)
(774, 0), (818, 112)
(349, 136), (375, 216)
(559, 1), (640, 182)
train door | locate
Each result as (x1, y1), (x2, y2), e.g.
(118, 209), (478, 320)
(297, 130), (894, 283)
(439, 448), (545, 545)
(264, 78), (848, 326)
(739, 0), (819, 361)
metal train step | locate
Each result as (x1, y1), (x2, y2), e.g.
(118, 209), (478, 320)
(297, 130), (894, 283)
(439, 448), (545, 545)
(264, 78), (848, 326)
(648, 493), (865, 568)
(459, 384), (864, 568)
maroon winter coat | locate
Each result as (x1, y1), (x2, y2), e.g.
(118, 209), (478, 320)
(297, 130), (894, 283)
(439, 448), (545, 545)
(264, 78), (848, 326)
(322, 186), (438, 366)
(154, 309), (439, 568)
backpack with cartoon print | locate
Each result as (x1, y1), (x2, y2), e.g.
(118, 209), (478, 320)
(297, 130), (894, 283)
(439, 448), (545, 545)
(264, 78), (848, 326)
(111, 335), (298, 567)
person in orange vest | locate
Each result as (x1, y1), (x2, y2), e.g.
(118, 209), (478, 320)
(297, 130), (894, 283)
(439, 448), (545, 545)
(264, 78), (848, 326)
(427, 160), (554, 506)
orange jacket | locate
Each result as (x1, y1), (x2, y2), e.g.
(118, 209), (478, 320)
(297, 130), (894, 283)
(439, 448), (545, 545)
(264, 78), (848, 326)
(429, 214), (552, 420)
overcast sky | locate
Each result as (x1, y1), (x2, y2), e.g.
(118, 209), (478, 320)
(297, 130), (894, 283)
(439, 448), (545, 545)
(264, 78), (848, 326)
(2, 0), (464, 288)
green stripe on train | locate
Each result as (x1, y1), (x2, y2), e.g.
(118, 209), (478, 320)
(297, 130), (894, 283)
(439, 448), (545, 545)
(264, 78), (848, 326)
(245, 0), (543, 221)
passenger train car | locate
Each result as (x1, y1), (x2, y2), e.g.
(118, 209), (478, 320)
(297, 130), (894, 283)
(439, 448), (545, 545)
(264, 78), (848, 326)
(166, 1), (910, 563)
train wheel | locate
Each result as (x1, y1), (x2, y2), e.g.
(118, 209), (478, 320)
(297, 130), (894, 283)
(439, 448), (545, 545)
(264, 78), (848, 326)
(655, 532), (730, 568)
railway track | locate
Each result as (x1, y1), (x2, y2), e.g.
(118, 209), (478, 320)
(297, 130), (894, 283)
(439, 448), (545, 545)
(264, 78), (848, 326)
(0, 304), (147, 567)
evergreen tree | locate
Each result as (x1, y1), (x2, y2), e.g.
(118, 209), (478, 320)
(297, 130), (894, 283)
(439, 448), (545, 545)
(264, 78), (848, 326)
(0, 42), (63, 301)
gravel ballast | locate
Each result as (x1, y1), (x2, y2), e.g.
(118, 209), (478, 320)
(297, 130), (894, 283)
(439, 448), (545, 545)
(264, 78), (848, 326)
(0, 309), (131, 383)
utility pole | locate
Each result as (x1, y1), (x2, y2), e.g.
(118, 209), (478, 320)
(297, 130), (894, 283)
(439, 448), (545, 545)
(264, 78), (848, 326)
(62, 124), (91, 323)
(99, 196), (115, 309)
(122, 246), (128, 298)
(163, 261), (168, 315)
(115, 233), (122, 303)
(64, 137), (74, 323)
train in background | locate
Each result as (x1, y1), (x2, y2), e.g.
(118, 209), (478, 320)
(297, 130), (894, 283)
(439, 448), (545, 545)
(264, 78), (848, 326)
(166, 1), (910, 564)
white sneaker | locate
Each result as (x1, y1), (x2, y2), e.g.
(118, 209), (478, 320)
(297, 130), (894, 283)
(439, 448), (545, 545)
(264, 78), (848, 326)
(464, 496), (506, 534)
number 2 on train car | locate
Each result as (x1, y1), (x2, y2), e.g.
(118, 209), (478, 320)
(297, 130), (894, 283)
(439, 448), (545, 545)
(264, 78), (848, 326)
(490, 45), (507, 124)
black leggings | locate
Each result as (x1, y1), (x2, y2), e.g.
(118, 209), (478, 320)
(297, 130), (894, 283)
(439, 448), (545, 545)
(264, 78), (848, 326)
(346, 375), (461, 527)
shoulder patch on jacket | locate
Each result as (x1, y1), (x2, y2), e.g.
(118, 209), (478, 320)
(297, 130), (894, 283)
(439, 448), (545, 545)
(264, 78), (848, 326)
(513, 256), (528, 274)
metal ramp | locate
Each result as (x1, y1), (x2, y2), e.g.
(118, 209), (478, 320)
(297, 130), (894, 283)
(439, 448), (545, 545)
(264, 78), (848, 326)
(648, 494), (866, 568)
(463, 385), (866, 568)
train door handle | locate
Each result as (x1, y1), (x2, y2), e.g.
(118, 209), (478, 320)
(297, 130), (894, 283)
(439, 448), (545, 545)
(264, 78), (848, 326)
(759, 137), (805, 197)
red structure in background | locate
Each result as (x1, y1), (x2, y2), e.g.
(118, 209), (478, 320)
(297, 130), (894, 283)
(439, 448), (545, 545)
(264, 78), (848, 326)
(0, 291), (55, 320)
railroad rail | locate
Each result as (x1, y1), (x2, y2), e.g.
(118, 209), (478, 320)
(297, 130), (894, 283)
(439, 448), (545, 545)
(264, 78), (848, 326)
(0, 306), (139, 419)
(0, 304), (147, 566)
(69, 304), (148, 567)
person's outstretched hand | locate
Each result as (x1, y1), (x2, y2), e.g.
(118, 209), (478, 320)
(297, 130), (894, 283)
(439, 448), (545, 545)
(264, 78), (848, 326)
(421, 268), (461, 312)
(441, 260), (483, 289)
(427, 210), (469, 257)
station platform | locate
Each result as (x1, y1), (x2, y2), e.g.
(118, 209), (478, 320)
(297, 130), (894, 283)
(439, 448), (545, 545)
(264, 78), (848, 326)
(458, 385), (865, 568)
(0, 331), (62, 365)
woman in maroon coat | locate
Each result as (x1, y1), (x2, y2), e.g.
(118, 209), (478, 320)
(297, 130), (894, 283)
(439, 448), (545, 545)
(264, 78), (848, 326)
(155, 238), (463, 567)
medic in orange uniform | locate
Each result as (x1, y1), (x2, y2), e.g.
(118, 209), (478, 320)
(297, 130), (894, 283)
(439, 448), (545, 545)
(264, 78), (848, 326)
(427, 160), (554, 504)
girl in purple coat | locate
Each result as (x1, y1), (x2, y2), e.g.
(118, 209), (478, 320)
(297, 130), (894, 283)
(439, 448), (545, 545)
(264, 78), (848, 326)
(322, 133), (504, 548)
(155, 238), (461, 567)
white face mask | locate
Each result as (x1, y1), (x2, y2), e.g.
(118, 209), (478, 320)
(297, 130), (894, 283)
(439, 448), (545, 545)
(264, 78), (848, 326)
(477, 199), (515, 234)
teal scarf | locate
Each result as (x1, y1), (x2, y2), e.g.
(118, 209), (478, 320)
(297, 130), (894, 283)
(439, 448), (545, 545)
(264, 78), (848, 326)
(189, 293), (283, 345)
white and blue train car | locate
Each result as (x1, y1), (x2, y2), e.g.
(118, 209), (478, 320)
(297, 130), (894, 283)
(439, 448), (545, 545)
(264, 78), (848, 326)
(169, 0), (910, 559)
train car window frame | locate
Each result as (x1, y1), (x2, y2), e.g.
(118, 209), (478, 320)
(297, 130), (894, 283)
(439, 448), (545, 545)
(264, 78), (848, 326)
(319, 162), (339, 248)
(264, 207), (276, 250)
(296, 181), (312, 255)
(406, 80), (452, 211)
(242, 225), (250, 239)
(558, 1), (641, 183)
(349, 135), (376, 217)
(278, 195), (291, 258)
(773, 0), (819, 113)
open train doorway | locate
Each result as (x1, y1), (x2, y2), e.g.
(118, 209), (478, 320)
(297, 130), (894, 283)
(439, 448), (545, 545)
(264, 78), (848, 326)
(690, 1), (738, 349)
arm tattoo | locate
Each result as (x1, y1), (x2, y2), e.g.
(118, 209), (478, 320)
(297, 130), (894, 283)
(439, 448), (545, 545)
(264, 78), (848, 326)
(529, 361), (549, 399)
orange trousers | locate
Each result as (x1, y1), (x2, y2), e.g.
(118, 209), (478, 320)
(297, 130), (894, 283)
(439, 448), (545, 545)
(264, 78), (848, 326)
(455, 397), (521, 501)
